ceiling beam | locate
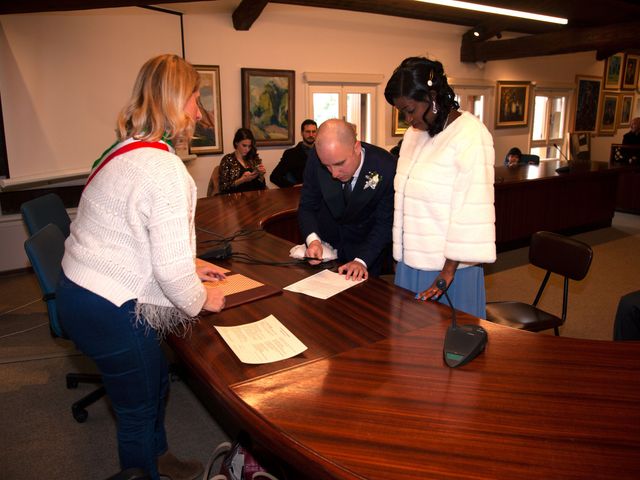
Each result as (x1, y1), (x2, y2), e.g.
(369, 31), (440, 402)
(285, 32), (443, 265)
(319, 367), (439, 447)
(0, 0), (199, 14)
(233, 0), (270, 31)
(461, 21), (640, 62)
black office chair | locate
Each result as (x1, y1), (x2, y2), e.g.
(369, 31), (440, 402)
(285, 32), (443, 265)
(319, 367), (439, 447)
(20, 192), (72, 237)
(486, 231), (593, 336)
(23, 223), (106, 423)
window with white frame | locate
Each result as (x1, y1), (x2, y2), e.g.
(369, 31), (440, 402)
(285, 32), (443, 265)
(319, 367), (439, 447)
(451, 81), (494, 127)
(305, 73), (383, 144)
(530, 88), (570, 160)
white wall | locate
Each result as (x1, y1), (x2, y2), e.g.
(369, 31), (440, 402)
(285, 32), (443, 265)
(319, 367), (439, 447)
(0, 0), (632, 271)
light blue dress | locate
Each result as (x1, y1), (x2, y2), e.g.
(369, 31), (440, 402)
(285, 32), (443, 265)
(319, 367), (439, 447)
(395, 261), (487, 319)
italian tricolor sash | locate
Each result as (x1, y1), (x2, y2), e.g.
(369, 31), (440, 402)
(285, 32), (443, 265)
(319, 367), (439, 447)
(85, 138), (172, 188)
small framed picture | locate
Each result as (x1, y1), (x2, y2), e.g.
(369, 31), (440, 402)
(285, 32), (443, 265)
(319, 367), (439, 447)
(622, 54), (640, 91)
(190, 65), (223, 155)
(392, 107), (410, 136)
(573, 75), (602, 133)
(598, 93), (619, 135)
(241, 68), (295, 147)
(603, 53), (625, 91)
(495, 81), (531, 129)
(619, 94), (634, 127)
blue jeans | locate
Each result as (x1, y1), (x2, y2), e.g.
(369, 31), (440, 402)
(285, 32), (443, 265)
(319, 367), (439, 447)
(56, 272), (168, 479)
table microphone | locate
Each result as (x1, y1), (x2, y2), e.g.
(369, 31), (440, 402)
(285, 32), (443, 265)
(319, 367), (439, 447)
(553, 143), (571, 173)
(438, 279), (488, 368)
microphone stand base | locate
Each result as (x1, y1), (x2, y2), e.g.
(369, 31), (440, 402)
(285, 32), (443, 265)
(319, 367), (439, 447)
(443, 324), (487, 368)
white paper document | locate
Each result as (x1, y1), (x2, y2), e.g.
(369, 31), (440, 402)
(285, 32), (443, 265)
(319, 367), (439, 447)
(214, 315), (307, 364)
(283, 268), (364, 299)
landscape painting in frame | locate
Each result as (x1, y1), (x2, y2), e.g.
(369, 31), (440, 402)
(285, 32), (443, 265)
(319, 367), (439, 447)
(242, 68), (295, 146)
(573, 75), (601, 132)
(495, 81), (530, 128)
(190, 65), (223, 155)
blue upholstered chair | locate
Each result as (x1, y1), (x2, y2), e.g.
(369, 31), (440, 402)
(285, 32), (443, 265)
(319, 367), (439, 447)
(20, 192), (72, 237)
(23, 223), (105, 423)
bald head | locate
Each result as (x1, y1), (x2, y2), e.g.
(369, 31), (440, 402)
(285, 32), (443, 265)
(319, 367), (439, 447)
(631, 117), (640, 134)
(315, 119), (361, 182)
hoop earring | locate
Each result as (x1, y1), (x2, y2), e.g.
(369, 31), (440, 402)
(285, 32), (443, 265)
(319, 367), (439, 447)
(432, 101), (438, 114)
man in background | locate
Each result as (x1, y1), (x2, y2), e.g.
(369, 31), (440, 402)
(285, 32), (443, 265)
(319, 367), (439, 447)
(270, 119), (317, 187)
(622, 117), (640, 145)
(298, 119), (396, 281)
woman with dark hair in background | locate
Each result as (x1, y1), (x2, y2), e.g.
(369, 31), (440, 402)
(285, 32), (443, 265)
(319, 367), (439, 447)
(218, 127), (267, 194)
(384, 57), (496, 318)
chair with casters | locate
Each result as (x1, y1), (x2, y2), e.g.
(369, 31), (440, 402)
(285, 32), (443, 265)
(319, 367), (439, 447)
(20, 192), (72, 237)
(485, 231), (593, 336)
(23, 223), (106, 423)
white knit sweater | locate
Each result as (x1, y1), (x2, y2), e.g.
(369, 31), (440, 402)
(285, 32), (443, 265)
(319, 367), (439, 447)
(393, 111), (496, 270)
(62, 142), (206, 324)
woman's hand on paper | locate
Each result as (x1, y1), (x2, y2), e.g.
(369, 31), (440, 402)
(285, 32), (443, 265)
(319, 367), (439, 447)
(196, 258), (226, 281)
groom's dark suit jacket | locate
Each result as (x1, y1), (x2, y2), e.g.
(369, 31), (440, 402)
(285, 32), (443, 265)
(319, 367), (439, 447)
(298, 142), (396, 276)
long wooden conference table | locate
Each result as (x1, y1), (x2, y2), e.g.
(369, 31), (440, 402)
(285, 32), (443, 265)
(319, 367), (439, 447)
(168, 174), (639, 479)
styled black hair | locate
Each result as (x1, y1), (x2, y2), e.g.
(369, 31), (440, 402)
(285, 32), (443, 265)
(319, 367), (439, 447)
(301, 119), (317, 130)
(384, 57), (459, 137)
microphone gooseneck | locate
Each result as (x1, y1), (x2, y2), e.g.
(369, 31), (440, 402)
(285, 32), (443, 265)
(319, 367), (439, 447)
(553, 143), (570, 162)
(553, 143), (571, 173)
(436, 278), (456, 329)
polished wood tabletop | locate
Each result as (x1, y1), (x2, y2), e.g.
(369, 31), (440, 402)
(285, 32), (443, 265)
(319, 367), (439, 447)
(168, 185), (640, 480)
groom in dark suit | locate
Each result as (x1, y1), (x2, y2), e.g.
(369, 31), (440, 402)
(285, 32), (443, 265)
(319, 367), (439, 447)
(298, 119), (396, 281)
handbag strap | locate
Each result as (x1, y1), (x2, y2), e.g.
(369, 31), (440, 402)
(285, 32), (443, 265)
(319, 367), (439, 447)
(203, 441), (232, 480)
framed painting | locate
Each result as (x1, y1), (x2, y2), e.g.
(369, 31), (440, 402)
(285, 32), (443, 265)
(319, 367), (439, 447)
(622, 54), (639, 91)
(619, 94), (634, 127)
(603, 53), (624, 91)
(598, 93), (619, 135)
(495, 81), (531, 128)
(392, 107), (410, 136)
(190, 65), (223, 155)
(573, 75), (602, 132)
(569, 132), (591, 162)
(241, 68), (295, 146)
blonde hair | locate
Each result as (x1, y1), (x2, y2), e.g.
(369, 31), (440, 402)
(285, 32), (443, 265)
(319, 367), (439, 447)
(116, 54), (200, 143)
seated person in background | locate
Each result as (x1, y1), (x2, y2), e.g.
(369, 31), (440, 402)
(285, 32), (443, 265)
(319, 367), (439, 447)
(298, 118), (397, 281)
(504, 147), (524, 166)
(622, 117), (640, 145)
(613, 290), (640, 340)
(270, 119), (317, 188)
(504, 147), (540, 166)
(219, 128), (266, 194)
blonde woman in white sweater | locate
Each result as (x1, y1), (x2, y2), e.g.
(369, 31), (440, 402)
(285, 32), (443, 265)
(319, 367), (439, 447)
(384, 57), (496, 318)
(56, 55), (225, 480)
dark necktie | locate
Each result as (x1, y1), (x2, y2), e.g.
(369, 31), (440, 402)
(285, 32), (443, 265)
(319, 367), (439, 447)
(343, 178), (353, 204)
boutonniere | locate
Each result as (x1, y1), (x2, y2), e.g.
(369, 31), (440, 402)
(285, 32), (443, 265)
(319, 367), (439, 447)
(364, 171), (382, 190)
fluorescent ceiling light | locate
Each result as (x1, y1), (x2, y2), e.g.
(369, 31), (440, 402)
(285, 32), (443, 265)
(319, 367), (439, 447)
(416, 0), (569, 25)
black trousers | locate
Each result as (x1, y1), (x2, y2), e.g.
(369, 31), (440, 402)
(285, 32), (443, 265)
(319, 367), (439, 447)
(613, 290), (640, 341)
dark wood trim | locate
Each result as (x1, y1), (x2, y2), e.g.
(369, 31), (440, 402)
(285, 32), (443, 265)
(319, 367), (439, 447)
(462, 21), (640, 62)
(232, 0), (270, 31)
